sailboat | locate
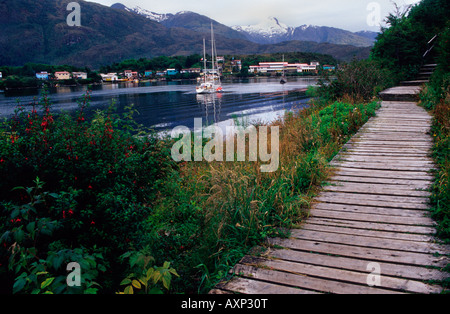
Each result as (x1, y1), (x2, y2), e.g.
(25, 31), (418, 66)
(280, 54), (287, 84)
(196, 23), (223, 94)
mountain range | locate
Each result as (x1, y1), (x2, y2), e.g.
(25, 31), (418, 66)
(120, 5), (378, 47)
(0, 0), (374, 68)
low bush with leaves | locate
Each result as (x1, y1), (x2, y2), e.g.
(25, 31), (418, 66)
(317, 59), (394, 103)
(0, 89), (177, 293)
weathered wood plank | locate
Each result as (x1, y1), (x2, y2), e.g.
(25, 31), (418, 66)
(327, 177), (432, 189)
(240, 256), (442, 294)
(232, 264), (399, 294)
(333, 168), (434, 180)
(312, 202), (431, 218)
(289, 229), (448, 254)
(215, 277), (319, 294)
(310, 208), (435, 226)
(317, 192), (429, 206)
(299, 223), (436, 242)
(331, 162), (435, 172)
(306, 217), (437, 235)
(268, 238), (449, 268)
(323, 183), (431, 198)
(267, 249), (447, 282)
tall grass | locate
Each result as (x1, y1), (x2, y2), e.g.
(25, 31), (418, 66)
(150, 98), (380, 293)
(421, 89), (450, 242)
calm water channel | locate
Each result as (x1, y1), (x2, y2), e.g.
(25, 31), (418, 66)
(0, 77), (318, 133)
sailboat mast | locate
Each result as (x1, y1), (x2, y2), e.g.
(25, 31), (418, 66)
(203, 38), (207, 83)
(211, 22), (215, 74)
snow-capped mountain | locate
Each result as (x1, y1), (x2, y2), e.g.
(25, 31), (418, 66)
(232, 17), (294, 39)
(111, 3), (376, 47)
(233, 17), (375, 47)
(118, 4), (174, 22)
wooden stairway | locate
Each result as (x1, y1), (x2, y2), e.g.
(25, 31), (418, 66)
(210, 72), (449, 294)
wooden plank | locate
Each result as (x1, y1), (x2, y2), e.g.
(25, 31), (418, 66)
(333, 168), (434, 180)
(343, 145), (432, 153)
(317, 192), (429, 205)
(289, 229), (448, 254)
(299, 223), (436, 242)
(316, 197), (429, 210)
(232, 264), (399, 294)
(341, 151), (431, 158)
(310, 208), (435, 226)
(337, 155), (434, 163)
(268, 238), (449, 268)
(268, 249), (447, 282)
(363, 127), (430, 133)
(241, 256), (442, 294)
(306, 217), (437, 235)
(208, 289), (233, 294)
(312, 202), (431, 218)
(215, 277), (318, 294)
(335, 155), (435, 164)
(331, 162), (435, 172)
(323, 184), (431, 198)
(328, 177), (432, 189)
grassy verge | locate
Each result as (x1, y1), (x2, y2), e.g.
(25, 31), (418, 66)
(420, 87), (450, 242)
(150, 98), (380, 293)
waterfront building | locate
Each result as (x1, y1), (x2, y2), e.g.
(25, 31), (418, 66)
(166, 69), (179, 76)
(35, 72), (50, 80)
(249, 61), (319, 74)
(54, 71), (71, 80)
(72, 72), (87, 80)
(100, 73), (118, 82)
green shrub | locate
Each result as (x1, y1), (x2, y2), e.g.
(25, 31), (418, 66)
(0, 89), (177, 293)
(317, 59), (394, 102)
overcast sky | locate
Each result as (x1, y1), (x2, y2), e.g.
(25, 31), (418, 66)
(85, 0), (422, 32)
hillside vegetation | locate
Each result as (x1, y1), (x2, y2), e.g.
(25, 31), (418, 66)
(0, 0), (370, 68)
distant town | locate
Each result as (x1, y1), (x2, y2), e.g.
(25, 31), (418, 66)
(0, 53), (337, 91)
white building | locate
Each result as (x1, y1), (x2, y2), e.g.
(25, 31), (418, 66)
(249, 61), (318, 74)
(72, 72), (88, 80)
(101, 73), (118, 82)
(0, 72), (2, 79)
(54, 71), (71, 80)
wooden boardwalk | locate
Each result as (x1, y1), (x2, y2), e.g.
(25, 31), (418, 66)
(211, 76), (450, 294)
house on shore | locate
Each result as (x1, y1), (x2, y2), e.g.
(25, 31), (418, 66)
(72, 72), (88, 80)
(144, 70), (153, 77)
(54, 71), (71, 80)
(0, 72), (2, 79)
(166, 69), (179, 76)
(36, 72), (49, 80)
(100, 73), (118, 82)
(180, 68), (201, 74)
(249, 61), (319, 74)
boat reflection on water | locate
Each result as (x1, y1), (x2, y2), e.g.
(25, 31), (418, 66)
(196, 93), (223, 126)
